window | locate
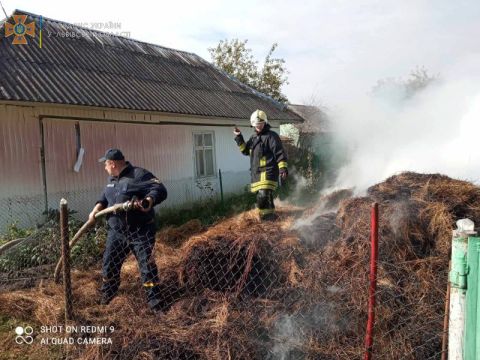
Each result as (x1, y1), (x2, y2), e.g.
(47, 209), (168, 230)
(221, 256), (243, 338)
(194, 132), (216, 177)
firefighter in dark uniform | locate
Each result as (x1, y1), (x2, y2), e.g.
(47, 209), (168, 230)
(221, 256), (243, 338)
(89, 149), (167, 311)
(234, 110), (288, 220)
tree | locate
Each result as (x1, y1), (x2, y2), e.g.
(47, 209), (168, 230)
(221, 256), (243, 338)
(403, 67), (438, 95)
(372, 67), (439, 102)
(208, 39), (289, 103)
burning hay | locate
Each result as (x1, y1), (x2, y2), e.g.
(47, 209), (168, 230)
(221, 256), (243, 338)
(1, 171), (478, 359)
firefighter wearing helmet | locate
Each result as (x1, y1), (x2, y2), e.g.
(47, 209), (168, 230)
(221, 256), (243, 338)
(233, 110), (288, 221)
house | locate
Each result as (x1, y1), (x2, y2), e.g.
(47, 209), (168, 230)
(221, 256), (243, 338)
(0, 10), (303, 231)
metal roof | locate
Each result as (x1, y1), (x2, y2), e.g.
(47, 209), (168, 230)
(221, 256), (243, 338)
(0, 10), (303, 122)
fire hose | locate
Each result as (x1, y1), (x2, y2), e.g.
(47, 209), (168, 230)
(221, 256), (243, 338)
(53, 197), (149, 283)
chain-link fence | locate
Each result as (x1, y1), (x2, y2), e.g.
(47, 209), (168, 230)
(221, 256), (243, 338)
(1, 171), (463, 359)
(0, 209), (106, 289)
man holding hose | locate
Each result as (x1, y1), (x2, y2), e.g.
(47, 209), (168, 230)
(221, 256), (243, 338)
(89, 149), (167, 312)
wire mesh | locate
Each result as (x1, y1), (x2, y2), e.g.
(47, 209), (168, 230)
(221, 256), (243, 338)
(0, 184), (453, 359)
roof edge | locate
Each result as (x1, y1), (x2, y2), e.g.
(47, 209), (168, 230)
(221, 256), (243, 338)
(0, 99), (302, 123)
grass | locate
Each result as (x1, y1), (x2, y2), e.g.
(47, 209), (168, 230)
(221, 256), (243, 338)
(156, 190), (257, 228)
(155, 175), (322, 229)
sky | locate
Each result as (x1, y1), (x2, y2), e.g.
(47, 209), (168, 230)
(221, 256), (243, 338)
(2, 0), (479, 106)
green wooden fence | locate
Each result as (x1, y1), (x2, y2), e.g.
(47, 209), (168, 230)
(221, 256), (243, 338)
(465, 236), (480, 360)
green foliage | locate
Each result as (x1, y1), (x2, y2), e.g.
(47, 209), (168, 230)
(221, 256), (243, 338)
(256, 43), (289, 103)
(0, 223), (60, 272)
(0, 210), (105, 273)
(157, 189), (256, 227)
(0, 222), (33, 246)
(70, 224), (106, 270)
(209, 39), (258, 87)
(208, 39), (289, 103)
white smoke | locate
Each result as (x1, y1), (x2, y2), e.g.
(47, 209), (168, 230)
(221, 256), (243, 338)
(331, 56), (480, 193)
(270, 301), (344, 359)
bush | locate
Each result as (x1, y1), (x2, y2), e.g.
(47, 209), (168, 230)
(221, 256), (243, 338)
(70, 224), (106, 270)
(0, 210), (105, 273)
(0, 222), (33, 246)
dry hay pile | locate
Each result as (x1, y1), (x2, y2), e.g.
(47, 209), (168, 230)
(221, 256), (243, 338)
(0, 210), (310, 359)
(156, 219), (203, 248)
(297, 172), (480, 359)
(1, 171), (479, 359)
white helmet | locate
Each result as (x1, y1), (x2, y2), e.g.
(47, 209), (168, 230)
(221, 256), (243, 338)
(250, 110), (268, 127)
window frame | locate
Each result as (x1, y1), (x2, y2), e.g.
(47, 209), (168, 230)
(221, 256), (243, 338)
(192, 131), (217, 179)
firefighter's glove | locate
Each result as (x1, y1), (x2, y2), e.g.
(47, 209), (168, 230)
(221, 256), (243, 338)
(280, 168), (288, 180)
(134, 197), (154, 212)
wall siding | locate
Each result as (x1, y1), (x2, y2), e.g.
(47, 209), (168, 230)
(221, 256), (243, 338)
(0, 103), (259, 231)
(0, 105), (44, 229)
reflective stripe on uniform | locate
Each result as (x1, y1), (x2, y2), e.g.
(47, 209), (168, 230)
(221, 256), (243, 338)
(258, 208), (275, 215)
(278, 161), (287, 169)
(260, 156), (267, 182)
(250, 180), (277, 193)
(143, 281), (158, 288)
(239, 143), (246, 152)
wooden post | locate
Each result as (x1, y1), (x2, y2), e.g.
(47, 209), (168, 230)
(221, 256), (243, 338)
(441, 261), (451, 360)
(60, 198), (74, 321)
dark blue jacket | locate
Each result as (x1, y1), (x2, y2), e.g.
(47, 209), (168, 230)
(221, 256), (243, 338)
(96, 162), (167, 230)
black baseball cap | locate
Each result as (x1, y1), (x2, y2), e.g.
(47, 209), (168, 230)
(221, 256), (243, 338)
(98, 148), (125, 162)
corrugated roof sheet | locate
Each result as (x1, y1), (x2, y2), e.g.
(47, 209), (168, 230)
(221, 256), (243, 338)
(0, 10), (303, 122)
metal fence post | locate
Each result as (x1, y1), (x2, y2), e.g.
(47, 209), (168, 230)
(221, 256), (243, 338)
(60, 198), (74, 321)
(218, 168), (224, 206)
(448, 219), (475, 359)
(364, 202), (378, 360)
(465, 236), (480, 359)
